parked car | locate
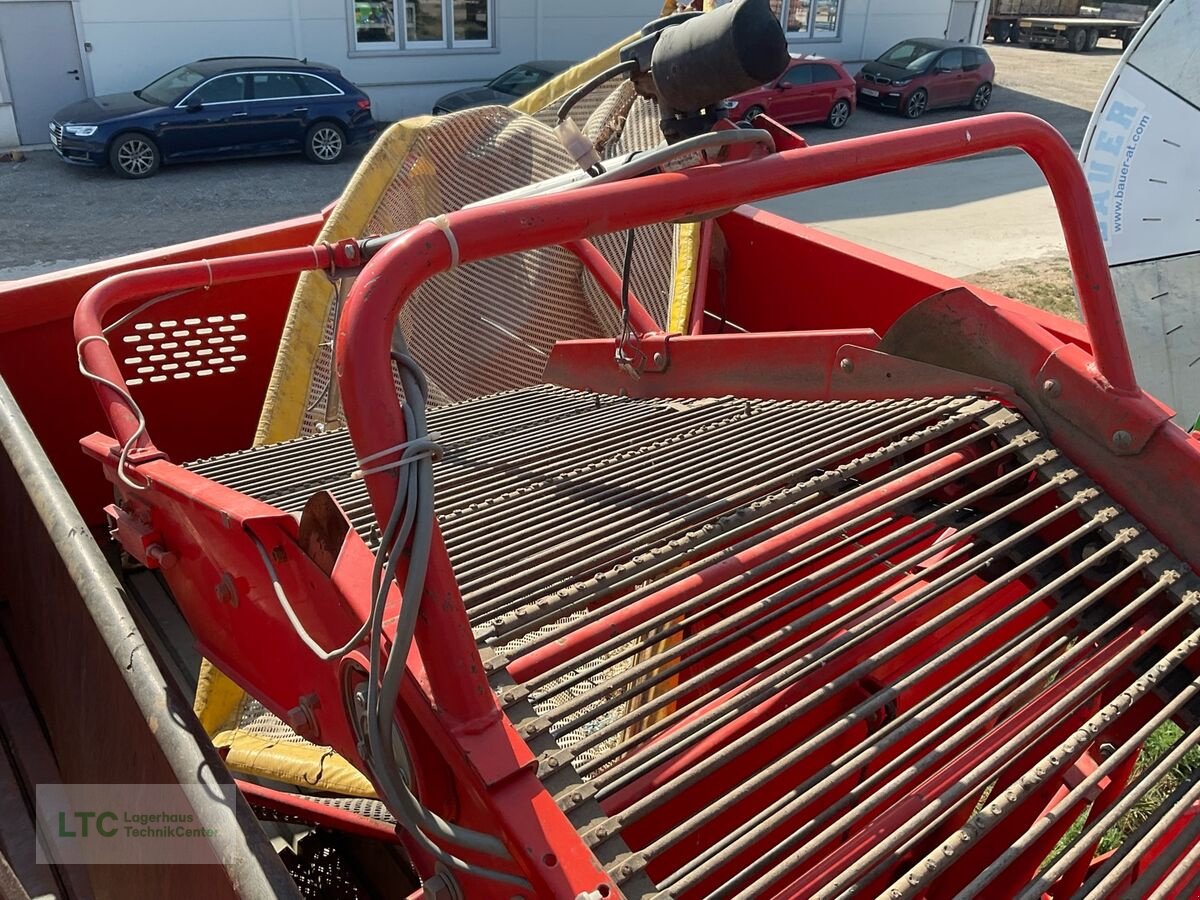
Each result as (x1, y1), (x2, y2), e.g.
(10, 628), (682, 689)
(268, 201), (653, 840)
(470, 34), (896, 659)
(855, 39), (995, 119)
(432, 60), (575, 114)
(49, 57), (377, 178)
(725, 55), (856, 129)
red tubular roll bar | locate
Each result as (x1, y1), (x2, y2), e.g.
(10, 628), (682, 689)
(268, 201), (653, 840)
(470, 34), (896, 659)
(335, 113), (1139, 537)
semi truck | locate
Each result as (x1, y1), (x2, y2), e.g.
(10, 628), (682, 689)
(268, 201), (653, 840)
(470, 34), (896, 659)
(986, 0), (1149, 50)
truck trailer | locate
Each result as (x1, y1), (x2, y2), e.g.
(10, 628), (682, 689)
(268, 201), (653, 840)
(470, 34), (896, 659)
(987, 0), (1149, 49)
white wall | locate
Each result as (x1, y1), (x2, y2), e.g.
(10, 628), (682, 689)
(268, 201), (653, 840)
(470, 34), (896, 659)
(777, 0), (988, 68)
(76, 0), (653, 121)
(69, 0), (986, 123)
(0, 38), (16, 147)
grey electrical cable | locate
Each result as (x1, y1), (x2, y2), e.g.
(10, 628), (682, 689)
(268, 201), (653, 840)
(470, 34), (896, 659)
(354, 343), (526, 885)
(242, 344), (522, 881)
(76, 287), (202, 491)
(581, 126), (775, 187)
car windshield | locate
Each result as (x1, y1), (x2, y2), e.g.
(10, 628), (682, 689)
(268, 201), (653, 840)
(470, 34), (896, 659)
(487, 65), (547, 97)
(138, 65), (207, 106)
(877, 41), (942, 72)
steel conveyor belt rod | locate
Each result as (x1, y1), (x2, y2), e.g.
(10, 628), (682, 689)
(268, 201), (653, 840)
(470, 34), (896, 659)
(539, 430), (1054, 736)
(506, 400), (999, 663)
(665, 540), (1163, 895)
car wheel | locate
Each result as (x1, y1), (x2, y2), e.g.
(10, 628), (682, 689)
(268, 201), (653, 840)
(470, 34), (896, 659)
(1120, 27), (1136, 49)
(1067, 27), (1087, 52)
(743, 105), (765, 124)
(305, 122), (346, 164)
(970, 82), (993, 112)
(1085, 28), (1100, 51)
(903, 89), (928, 119)
(826, 99), (851, 129)
(109, 133), (160, 179)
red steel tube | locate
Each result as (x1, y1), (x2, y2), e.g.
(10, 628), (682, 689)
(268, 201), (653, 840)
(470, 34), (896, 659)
(73, 244), (334, 450)
(236, 779), (400, 843)
(564, 238), (661, 335)
(339, 115), (1137, 477)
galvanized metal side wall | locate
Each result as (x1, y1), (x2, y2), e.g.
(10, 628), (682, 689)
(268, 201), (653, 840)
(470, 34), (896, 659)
(0, 375), (299, 900)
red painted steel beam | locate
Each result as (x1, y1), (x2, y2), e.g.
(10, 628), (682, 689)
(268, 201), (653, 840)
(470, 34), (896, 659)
(564, 239), (661, 335)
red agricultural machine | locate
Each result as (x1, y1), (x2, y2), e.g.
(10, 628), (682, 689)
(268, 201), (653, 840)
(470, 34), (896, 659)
(1, 2), (1199, 898)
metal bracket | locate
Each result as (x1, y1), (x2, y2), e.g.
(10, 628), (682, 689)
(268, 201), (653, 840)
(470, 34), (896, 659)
(104, 502), (175, 569)
(579, 816), (624, 848)
(536, 748), (575, 779)
(554, 779), (598, 813)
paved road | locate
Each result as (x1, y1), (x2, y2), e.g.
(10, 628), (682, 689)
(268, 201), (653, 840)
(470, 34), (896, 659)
(768, 39), (1121, 277)
(0, 146), (368, 280)
(0, 40), (1120, 281)
(759, 154), (1064, 278)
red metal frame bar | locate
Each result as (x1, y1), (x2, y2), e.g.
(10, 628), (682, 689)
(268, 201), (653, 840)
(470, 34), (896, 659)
(336, 113), (1139, 543)
(74, 243), (352, 450)
(236, 779), (400, 843)
(564, 239), (661, 335)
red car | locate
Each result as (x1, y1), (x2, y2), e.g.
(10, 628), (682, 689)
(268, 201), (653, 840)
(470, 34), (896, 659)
(854, 38), (995, 119)
(726, 55), (856, 129)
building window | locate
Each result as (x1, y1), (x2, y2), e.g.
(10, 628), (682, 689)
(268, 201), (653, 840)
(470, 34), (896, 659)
(768, 0), (841, 39)
(352, 0), (491, 51)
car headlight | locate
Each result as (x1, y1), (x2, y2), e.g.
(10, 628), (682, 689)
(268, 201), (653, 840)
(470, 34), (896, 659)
(64, 125), (98, 137)
(891, 79), (912, 87)
(720, 99), (740, 110)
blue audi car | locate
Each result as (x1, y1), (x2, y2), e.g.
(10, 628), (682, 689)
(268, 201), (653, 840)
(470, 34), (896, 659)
(50, 57), (377, 178)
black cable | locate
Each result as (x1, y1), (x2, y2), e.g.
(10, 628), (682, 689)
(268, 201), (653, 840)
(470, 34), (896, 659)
(556, 58), (638, 123)
(615, 227), (646, 375)
(620, 227), (636, 335)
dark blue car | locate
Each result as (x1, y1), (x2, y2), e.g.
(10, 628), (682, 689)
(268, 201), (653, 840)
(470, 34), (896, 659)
(50, 57), (377, 178)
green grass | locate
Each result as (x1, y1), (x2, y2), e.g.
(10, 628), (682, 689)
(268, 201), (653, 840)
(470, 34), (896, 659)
(967, 256), (1082, 322)
(1045, 722), (1200, 868)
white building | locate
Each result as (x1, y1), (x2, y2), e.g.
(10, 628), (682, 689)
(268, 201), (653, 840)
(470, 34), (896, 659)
(0, 0), (988, 148)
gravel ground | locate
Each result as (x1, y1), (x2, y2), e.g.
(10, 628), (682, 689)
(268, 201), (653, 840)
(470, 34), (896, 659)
(970, 255), (1080, 320)
(0, 39), (1123, 279)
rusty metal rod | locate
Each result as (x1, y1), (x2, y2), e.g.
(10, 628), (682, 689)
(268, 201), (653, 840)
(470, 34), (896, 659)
(543, 431), (1030, 728)
(467, 397), (965, 622)
(719, 520), (1147, 898)
(519, 404), (1008, 684)
(454, 400), (932, 609)
(610, 506), (1117, 827)
(661, 529), (1151, 896)
(1023, 634), (1200, 897)
(506, 402), (999, 658)
(1123, 787), (1200, 900)
(540, 431), (1041, 709)
(570, 456), (1068, 770)
(442, 397), (882, 541)
(800, 575), (1194, 900)
(1141, 815), (1200, 900)
(895, 585), (1198, 898)
(598, 491), (1103, 802)
(550, 516), (905, 729)
(1074, 720), (1200, 900)
(569, 517), (938, 764)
